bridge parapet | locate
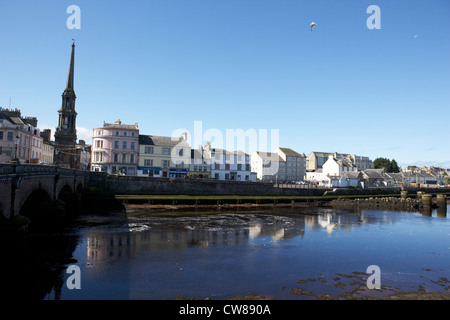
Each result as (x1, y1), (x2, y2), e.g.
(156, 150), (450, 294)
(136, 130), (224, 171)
(0, 164), (87, 176)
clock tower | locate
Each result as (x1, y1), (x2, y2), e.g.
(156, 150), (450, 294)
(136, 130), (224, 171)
(55, 41), (78, 168)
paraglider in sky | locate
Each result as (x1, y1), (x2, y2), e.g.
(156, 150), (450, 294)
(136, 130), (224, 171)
(310, 22), (317, 31)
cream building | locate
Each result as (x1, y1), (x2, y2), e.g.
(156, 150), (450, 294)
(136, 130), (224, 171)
(137, 133), (190, 178)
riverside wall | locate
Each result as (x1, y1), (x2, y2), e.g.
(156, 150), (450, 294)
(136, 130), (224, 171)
(84, 173), (448, 198)
(85, 173), (328, 197)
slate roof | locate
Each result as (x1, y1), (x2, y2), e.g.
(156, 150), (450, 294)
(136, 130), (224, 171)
(139, 135), (188, 147)
(279, 148), (305, 157)
(255, 151), (284, 162)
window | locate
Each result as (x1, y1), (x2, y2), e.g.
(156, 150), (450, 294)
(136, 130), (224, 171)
(122, 154), (127, 163)
(145, 147), (153, 154)
(0, 132), (3, 140)
(123, 132), (127, 137)
(215, 173), (219, 179)
(114, 141), (119, 149)
(114, 153), (118, 163)
(115, 131), (119, 136)
(97, 130), (103, 136)
(122, 141), (127, 149)
(7, 132), (13, 142)
(5, 147), (12, 156)
(163, 148), (170, 155)
(130, 154), (135, 163)
(144, 159), (153, 166)
(162, 160), (170, 167)
(95, 140), (103, 148)
(131, 132), (135, 137)
(131, 142), (135, 150)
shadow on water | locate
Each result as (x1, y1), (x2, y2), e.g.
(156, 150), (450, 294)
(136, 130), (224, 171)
(0, 193), (128, 300)
(0, 230), (80, 300)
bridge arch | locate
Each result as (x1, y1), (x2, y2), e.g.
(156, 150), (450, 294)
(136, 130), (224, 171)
(19, 188), (55, 227)
(58, 184), (73, 202)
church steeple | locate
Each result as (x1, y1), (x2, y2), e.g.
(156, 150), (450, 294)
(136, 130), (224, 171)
(66, 41), (75, 92)
(55, 41), (78, 168)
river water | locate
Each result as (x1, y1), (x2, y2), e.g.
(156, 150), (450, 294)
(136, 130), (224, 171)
(3, 205), (449, 300)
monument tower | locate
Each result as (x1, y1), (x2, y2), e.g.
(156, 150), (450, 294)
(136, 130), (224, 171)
(55, 41), (78, 168)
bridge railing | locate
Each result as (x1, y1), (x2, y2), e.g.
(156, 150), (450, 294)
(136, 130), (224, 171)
(0, 163), (87, 176)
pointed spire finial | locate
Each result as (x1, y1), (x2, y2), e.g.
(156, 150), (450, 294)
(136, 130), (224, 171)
(66, 41), (75, 91)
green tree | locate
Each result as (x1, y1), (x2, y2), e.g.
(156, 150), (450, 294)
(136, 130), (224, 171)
(373, 157), (400, 173)
(374, 158), (390, 171)
(388, 159), (400, 173)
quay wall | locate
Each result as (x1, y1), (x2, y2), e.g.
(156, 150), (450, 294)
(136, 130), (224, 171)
(84, 173), (447, 198)
(86, 173), (329, 197)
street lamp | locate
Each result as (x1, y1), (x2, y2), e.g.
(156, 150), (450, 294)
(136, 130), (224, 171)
(10, 135), (20, 165)
(55, 148), (59, 167)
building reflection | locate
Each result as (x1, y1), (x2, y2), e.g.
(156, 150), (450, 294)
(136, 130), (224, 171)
(85, 214), (308, 262)
(84, 206), (449, 263)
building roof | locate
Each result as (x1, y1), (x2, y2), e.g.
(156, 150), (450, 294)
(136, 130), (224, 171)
(363, 169), (385, 179)
(255, 151), (284, 162)
(341, 171), (362, 180)
(309, 151), (332, 158)
(278, 148), (305, 157)
(139, 134), (187, 147)
(100, 119), (138, 130)
(0, 111), (14, 124)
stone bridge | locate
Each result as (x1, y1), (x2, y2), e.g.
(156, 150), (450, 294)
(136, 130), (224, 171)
(0, 164), (86, 227)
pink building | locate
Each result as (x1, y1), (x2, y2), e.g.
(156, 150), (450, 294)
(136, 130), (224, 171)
(90, 120), (139, 176)
(0, 109), (44, 164)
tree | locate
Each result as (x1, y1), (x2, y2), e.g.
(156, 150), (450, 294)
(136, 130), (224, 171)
(374, 158), (390, 171)
(388, 159), (400, 173)
(373, 157), (400, 173)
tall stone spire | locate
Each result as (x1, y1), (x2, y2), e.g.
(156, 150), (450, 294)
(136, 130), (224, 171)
(66, 40), (75, 91)
(55, 41), (78, 168)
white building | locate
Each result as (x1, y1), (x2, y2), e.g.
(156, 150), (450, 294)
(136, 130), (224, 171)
(251, 147), (306, 182)
(189, 147), (211, 179)
(204, 142), (256, 181)
(251, 151), (283, 181)
(322, 154), (357, 177)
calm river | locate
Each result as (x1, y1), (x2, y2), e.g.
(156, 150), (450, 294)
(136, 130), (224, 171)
(3, 205), (449, 300)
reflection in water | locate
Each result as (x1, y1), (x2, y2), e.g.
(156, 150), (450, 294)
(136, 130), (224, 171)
(7, 205), (449, 300)
(81, 206), (449, 264)
(82, 206), (444, 263)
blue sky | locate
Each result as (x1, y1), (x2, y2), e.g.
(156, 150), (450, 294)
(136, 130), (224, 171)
(0, 0), (449, 168)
